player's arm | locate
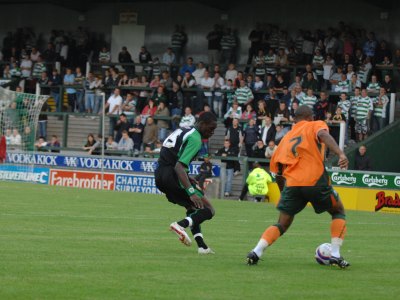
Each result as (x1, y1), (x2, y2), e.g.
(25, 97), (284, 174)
(317, 129), (348, 169)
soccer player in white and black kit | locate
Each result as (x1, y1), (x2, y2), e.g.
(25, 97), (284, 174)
(155, 112), (217, 254)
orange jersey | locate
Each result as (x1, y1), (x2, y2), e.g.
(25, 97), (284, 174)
(270, 120), (328, 186)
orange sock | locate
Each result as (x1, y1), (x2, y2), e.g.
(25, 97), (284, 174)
(261, 226), (281, 246)
(331, 219), (346, 239)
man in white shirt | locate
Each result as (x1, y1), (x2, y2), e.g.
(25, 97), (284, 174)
(179, 107), (196, 128)
(264, 140), (278, 159)
(20, 55), (32, 78)
(200, 70), (214, 108)
(192, 62), (206, 85)
(104, 88), (123, 137)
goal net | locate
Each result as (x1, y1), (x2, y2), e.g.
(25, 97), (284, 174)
(0, 87), (49, 183)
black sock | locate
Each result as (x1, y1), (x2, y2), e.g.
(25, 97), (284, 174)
(194, 232), (208, 249)
(177, 219), (189, 228)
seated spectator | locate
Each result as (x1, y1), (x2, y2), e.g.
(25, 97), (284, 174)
(180, 106), (196, 128)
(241, 104), (256, 120)
(225, 63), (238, 81)
(274, 101), (290, 124)
(274, 124), (289, 145)
(88, 134), (104, 155)
(255, 100), (271, 127)
(117, 130), (134, 152)
(48, 135), (61, 153)
(4, 128), (12, 146)
(314, 91), (329, 121)
(141, 99), (157, 124)
(150, 74), (161, 88)
(179, 57), (196, 76)
(160, 71), (173, 89)
(155, 101), (170, 142)
(192, 62), (206, 85)
(114, 113), (131, 142)
(335, 73), (350, 93)
(142, 117), (158, 148)
(301, 88), (317, 110)
(195, 154), (213, 190)
(9, 128), (22, 149)
(152, 86), (167, 106)
(121, 92), (137, 116)
(251, 139), (267, 167)
(152, 140), (162, 156)
(354, 145), (372, 170)
(129, 115), (144, 157)
(265, 140), (278, 159)
(366, 74), (380, 93)
(83, 134), (96, 152)
(302, 72), (318, 91)
(106, 136), (118, 150)
(34, 136), (48, 152)
(143, 145), (154, 158)
(260, 116), (276, 145)
(349, 73), (362, 91)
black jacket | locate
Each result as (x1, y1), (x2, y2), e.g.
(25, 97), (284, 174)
(216, 146), (238, 170)
(354, 154), (372, 171)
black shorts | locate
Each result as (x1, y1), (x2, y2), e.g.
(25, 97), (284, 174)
(155, 165), (203, 209)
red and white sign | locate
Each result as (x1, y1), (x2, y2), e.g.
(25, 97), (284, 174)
(49, 169), (115, 190)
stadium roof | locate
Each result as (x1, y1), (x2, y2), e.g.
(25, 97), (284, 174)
(0, 0), (397, 12)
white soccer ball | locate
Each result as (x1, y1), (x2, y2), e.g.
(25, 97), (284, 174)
(315, 243), (332, 265)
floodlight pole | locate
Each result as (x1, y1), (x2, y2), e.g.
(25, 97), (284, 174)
(101, 92), (105, 190)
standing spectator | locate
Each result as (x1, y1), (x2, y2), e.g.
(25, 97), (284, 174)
(225, 118), (243, 175)
(179, 106), (196, 128)
(243, 118), (259, 157)
(118, 46), (134, 77)
(200, 70), (214, 108)
(255, 100), (271, 127)
(224, 63), (238, 82)
(31, 56), (46, 79)
(63, 68), (76, 112)
(349, 87), (361, 141)
(117, 130), (134, 152)
(355, 89), (371, 142)
(362, 32), (377, 59)
(246, 23), (263, 73)
(220, 27), (236, 65)
(382, 74), (396, 94)
(155, 101), (170, 142)
(104, 88), (123, 137)
(129, 115), (144, 156)
(42, 43), (56, 63)
(98, 46), (111, 70)
(206, 24), (222, 65)
(168, 81), (183, 130)
(181, 71), (196, 110)
(49, 69), (62, 112)
(253, 49), (266, 78)
(372, 87), (389, 132)
(162, 47), (176, 67)
(74, 67), (85, 113)
(354, 145), (372, 170)
(142, 117), (158, 148)
(121, 92), (137, 117)
(212, 72), (224, 117)
(301, 88), (317, 110)
(366, 74), (380, 94)
(274, 101), (290, 124)
(141, 98), (157, 123)
(139, 46), (152, 77)
(84, 72), (96, 114)
(241, 104), (256, 121)
(171, 25), (187, 64)
(265, 48), (278, 76)
(38, 100), (49, 139)
(216, 139), (238, 197)
(338, 92), (351, 143)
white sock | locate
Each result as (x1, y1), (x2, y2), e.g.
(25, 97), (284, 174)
(331, 237), (343, 258)
(185, 217), (193, 227)
(253, 239), (269, 258)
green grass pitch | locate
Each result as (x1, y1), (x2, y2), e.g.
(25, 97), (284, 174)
(0, 181), (399, 299)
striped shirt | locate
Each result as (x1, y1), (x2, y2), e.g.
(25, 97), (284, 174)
(349, 95), (360, 118)
(171, 32), (185, 49)
(265, 54), (277, 75)
(373, 95), (389, 118)
(338, 99), (351, 119)
(367, 82), (380, 93)
(312, 55), (324, 76)
(234, 86), (254, 105)
(302, 95), (317, 109)
(220, 34), (236, 50)
(253, 55), (266, 76)
(356, 97), (371, 121)
(335, 80), (350, 92)
(32, 62), (46, 78)
(99, 51), (111, 62)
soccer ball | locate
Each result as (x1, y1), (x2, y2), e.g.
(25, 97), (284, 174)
(315, 243), (332, 265)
